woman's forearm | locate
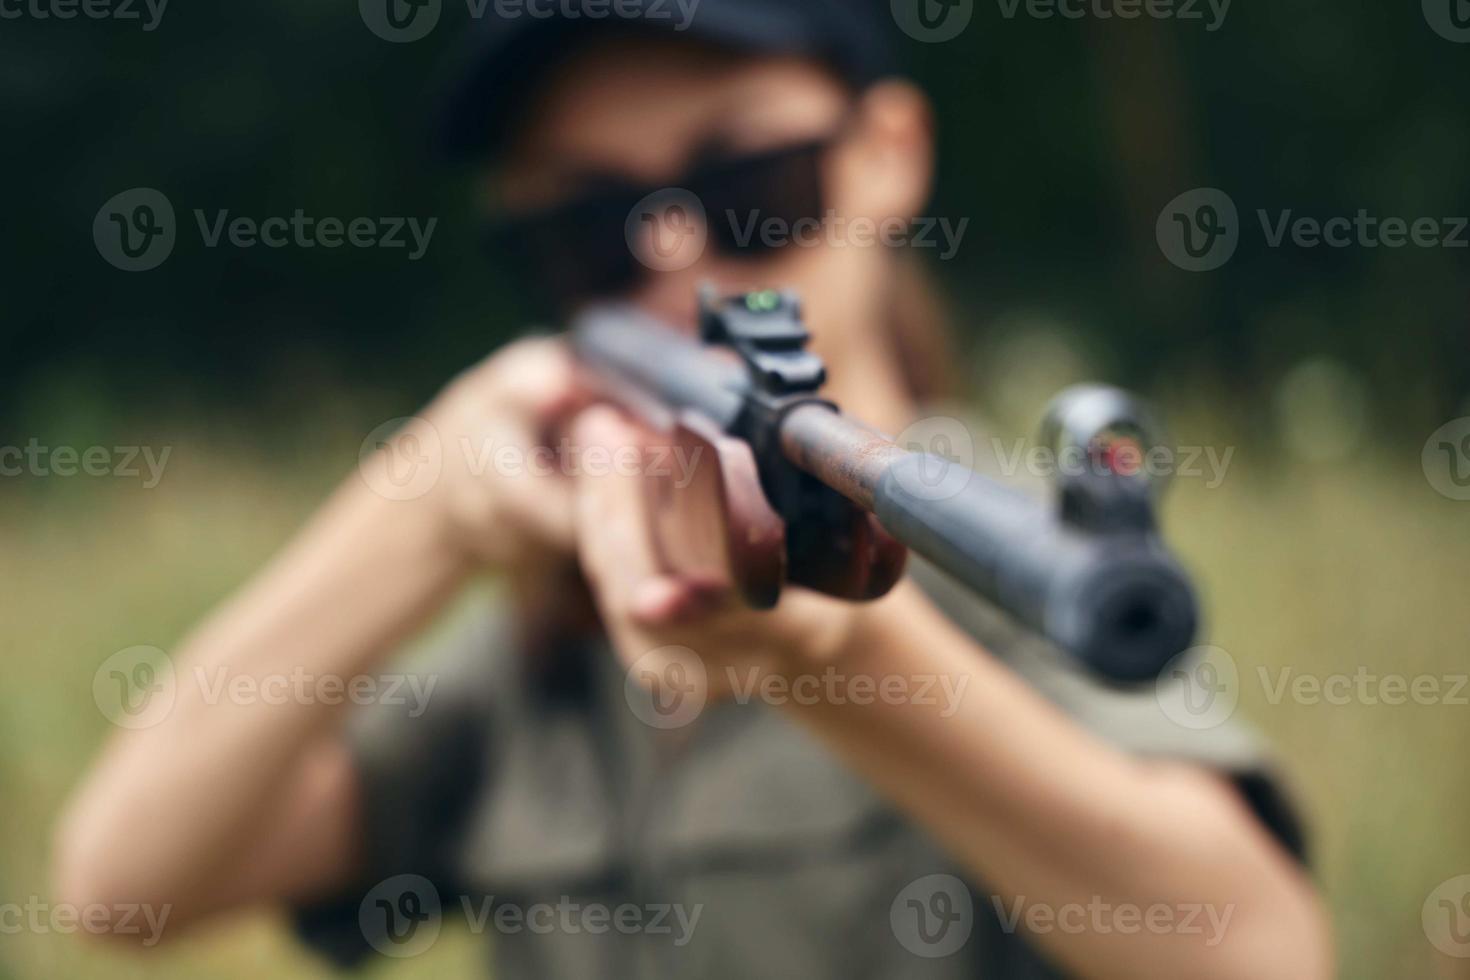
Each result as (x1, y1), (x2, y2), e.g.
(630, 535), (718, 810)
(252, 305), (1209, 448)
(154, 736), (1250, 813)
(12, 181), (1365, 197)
(54, 475), (468, 919)
(776, 582), (1331, 980)
(55, 341), (584, 934)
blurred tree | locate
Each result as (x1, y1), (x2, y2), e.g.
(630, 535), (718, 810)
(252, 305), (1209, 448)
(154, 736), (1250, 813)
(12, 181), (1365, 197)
(2, 0), (1465, 431)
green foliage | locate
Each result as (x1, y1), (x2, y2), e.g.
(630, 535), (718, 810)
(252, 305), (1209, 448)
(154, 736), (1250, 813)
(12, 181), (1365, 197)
(2, 1), (1465, 430)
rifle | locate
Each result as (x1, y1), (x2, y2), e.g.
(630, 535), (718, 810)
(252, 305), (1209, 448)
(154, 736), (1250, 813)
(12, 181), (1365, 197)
(572, 287), (1198, 683)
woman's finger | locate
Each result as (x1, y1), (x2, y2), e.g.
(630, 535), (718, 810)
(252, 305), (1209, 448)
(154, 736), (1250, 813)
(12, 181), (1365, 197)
(571, 406), (665, 605)
(629, 574), (731, 628)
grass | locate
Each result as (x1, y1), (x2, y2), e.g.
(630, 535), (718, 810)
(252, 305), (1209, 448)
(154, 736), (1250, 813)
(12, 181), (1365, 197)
(1, 418), (1466, 979)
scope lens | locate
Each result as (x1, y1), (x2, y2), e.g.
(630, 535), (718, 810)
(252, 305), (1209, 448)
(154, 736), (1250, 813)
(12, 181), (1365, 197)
(1088, 423), (1151, 481)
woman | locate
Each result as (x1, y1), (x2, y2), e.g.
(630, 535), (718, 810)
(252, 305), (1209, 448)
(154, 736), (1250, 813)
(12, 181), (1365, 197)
(55, 2), (1331, 977)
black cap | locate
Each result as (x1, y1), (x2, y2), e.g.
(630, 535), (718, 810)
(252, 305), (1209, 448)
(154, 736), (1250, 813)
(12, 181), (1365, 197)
(436, 0), (898, 162)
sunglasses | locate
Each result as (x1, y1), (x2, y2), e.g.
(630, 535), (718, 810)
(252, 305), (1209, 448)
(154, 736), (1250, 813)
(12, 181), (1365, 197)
(483, 137), (832, 309)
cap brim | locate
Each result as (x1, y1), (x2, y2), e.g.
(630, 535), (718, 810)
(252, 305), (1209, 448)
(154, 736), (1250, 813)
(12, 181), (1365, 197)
(433, 0), (888, 162)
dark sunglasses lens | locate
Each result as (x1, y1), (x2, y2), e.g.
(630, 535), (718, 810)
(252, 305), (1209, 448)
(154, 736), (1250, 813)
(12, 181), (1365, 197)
(488, 194), (643, 308)
(486, 141), (829, 309)
(699, 144), (826, 256)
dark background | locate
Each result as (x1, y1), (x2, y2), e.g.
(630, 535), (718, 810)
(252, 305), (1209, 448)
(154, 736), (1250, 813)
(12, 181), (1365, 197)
(3, 0), (1466, 434)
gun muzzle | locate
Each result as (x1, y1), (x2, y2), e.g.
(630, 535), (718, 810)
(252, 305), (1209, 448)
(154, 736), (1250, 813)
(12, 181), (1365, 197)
(781, 404), (1198, 683)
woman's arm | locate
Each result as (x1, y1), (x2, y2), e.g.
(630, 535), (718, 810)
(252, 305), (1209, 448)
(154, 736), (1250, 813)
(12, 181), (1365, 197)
(780, 582), (1332, 980)
(572, 406), (1332, 980)
(53, 340), (585, 937)
(53, 474), (466, 930)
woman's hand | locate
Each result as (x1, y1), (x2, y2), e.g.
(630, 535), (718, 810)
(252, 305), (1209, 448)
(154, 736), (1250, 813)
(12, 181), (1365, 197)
(416, 337), (594, 567)
(569, 405), (865, 693)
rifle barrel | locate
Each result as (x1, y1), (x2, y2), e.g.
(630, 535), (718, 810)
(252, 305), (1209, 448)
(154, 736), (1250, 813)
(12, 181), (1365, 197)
(574, 307), (1198, 682)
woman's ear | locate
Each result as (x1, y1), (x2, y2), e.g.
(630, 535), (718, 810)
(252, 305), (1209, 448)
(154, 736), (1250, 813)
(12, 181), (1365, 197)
(831, 79), (936, 223)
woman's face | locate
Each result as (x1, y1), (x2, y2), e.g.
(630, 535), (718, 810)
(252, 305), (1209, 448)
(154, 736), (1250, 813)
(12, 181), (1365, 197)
(495, 36), (934, 364)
